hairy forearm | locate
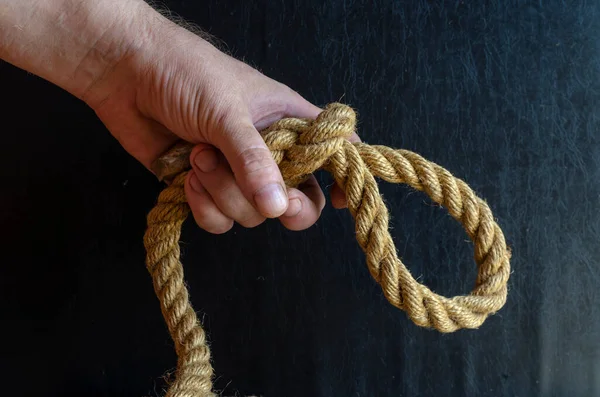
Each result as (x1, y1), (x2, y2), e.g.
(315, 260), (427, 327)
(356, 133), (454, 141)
(0, 0), (156, 101)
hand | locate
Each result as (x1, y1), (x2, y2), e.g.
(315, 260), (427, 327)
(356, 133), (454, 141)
(83, 6), (360, 234)
(0, 0), (359, 233)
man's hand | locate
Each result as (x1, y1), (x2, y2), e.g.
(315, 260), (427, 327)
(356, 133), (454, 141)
(0, 0), (359, 233)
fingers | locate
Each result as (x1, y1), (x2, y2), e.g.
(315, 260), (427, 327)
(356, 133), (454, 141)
(190, 143), (266, 228)
(179, 82), (361, 234)
(278, 175), (326, 231)
(186, 103), (361, 235)
(330, 183), (348, 209)
(184, 169), (234, 234)
(185, 143), (326, 234)
(211, 115), (289, 219)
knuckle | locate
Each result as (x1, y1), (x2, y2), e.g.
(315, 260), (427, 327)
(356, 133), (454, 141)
(238, 214), (266, 228)
(236, 147), (278, 180)
(203, 97), (242, 139)
(209, 178), (237, 197)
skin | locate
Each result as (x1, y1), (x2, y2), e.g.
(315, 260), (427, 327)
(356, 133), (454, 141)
(0, 0), (359, 234)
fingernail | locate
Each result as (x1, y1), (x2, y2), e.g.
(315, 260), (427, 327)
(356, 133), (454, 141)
(194, 149), (219, 173)
(189, 171), (205, 193)
(254, 183), (288, 217)
(284, 198), (302, 217)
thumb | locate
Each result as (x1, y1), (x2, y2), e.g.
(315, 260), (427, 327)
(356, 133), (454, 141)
(211, 114), (289, 218)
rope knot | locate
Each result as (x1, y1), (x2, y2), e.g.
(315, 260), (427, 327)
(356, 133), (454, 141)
(262, 102), (356, 187)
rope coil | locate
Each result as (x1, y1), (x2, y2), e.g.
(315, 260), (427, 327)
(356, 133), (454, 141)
(143, 103), (511, 397)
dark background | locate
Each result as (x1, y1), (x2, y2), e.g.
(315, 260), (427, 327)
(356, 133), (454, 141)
(1, 1), (599, 396)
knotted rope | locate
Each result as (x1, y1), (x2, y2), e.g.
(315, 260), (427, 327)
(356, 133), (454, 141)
(143, 103), (511, 397)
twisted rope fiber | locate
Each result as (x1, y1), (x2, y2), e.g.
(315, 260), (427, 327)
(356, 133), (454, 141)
(143, 103), (511, 396)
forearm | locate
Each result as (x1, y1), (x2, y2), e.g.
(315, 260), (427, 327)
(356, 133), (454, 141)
(0, 0), (155, 101)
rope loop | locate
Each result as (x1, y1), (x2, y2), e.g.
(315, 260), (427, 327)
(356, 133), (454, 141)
(143, 103), (511, 397)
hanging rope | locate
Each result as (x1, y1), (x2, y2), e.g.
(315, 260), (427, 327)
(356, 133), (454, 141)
(143, 103), (511, 397)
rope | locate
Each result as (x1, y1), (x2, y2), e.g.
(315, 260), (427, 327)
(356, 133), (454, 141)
(142, 103), (511, 397)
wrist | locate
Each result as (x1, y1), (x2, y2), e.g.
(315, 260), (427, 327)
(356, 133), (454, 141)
(73, 0), (161, 107)
(0, 0), (155, 103)
(83, 4), (221, 111)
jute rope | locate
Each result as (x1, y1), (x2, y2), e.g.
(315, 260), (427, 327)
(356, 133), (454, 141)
(142, 103), (511, 397)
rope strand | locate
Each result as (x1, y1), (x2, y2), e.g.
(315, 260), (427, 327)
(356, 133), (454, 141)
(143, 103), (511, 396)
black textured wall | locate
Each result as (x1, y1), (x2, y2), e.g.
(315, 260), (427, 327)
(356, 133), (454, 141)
(1, 1), (599, 396)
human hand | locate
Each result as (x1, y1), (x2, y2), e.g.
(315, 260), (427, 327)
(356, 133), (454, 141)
(0, 0), (359, 233)
(81, 4), (360, 234)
